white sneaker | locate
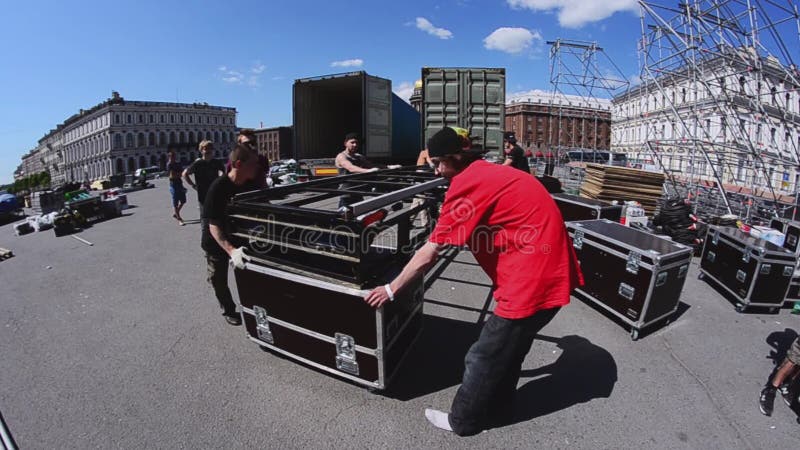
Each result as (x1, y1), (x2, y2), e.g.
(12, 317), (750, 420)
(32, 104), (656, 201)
(424, 408), (453, 432)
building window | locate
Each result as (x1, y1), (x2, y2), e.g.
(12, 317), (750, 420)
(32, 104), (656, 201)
(189, 115), (193, 124)
(125, 133), (134, 148)
(179, 131), (185, 143)
(189, 131), (195, 143)
(159, 132), (167, 146)
(137, 133), (145, 147)
(138, 114), (144, 123)
(149, 114), (154, 123)
(114, 134), (122, 149)
(148, 132), (155, 146)
(115, 114), (120, 124)
(739, 77), (746, 94)
(170, 115), (175, 123)
(180, 115), (184, 124)
(160, 114), (165, 123)
(169, 132), (176, 144)
(214, 117), (218, 125)
(127, 114), (132, 124)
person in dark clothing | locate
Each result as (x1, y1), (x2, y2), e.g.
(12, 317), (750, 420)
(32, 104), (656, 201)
(166, 151), (187, 225)
(202, 144), (261, 326)
(502, 131), (531, 174)
(335, 132), (377, 208)
(363, 127), (583, 436)
(183, 140), (225, 213)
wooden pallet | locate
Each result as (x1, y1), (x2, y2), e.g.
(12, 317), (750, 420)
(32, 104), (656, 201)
(0, 247), (13, 261)
(580, 164), (665, 215)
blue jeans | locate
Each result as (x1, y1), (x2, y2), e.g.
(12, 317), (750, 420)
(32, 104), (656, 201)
(449, 307), (560, 436)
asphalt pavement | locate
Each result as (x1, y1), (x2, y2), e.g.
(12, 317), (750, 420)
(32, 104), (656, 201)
(1, 178), (799, 449)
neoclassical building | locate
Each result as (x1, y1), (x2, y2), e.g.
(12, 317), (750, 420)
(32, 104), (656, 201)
(21, 91), (237, 185)
(612, 48), (800, 194)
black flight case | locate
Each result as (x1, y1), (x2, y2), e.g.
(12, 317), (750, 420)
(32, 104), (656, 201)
(553, 193), (623, 222)
(769, 218), (800, 303)
(566, 219), (692, 340)
(698, 225), (797, 312)
(769, 218), (800, 254)
(227, 167), (446, 390)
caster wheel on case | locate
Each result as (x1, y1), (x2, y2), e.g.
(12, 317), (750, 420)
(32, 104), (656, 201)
(697, 272), (705, 281)
(630, 329), (639, 341)
(735, 303), (747, 313)
(769, 307), (779, 314)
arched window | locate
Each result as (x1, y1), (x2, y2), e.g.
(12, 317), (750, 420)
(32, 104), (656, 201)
(139, 156), (147, 168)
(160, 114), (165, 123)
(221, 132), (227, 143)
(138, 114), (144, 123)
(115, 114), (120, 124)
(148, 132), (155, 146)
(127, 157), (136, 172)
(126, 114), (132, 124)
(189, 115), (193, 124)
(206, 131), (212, 141)
(159, 132), (167, 146)
(137, 133), (145, 147)
(180, 115), (184, 123)
(179, 131), (185, 143)
(214, 131), (220, 142)
(188, 131), (195, 143)
(126, 133), (134, 148)
(150, 155), (158, 166)
(170, 115), (175, 123)
(169, 132), (176, 144)
(114, 133), (122, 149)
(159, 153), (167, 170)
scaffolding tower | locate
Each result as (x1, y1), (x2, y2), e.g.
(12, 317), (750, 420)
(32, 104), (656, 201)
(547, 39), (631, 192)
(628, 0), (800, 219)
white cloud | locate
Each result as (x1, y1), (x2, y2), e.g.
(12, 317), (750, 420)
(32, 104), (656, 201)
(507, 0), (639, 28)
(218, 67), (244, 84)
(331, 59), (364, 68)
(415, 17), (453, 40)
(483, 27), (541, 54)
(251, 63), (266, 74)
(393, 81), (415, 103)
(218, 63), (267, 87)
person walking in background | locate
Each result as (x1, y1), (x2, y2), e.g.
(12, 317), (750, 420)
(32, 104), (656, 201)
(166, 150), (187, 225)
(183, 139), (225, 234)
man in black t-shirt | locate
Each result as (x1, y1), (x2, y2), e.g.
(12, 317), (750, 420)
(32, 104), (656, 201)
(183, 140), (225, 213)
(202, 144), (261, 326)
(502, 131), (531, 174)
(166, 151), (187, 225)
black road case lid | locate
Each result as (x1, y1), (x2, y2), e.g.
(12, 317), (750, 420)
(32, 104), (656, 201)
(567, 219), (691, 266)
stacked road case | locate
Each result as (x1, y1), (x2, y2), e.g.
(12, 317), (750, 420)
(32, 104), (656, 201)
(566, 219), (693, 340)
(227, 167), (446, 389)
(553, 193), (623, 222)
(699, 225), (797, 312)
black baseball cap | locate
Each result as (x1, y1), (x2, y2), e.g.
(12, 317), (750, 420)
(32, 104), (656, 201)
(427, 127), (486, 158)
(503, 131), (517, 144)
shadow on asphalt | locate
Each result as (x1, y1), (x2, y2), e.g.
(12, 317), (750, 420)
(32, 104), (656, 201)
(386, 314), (481, 401)
(508, 334), (617, 425)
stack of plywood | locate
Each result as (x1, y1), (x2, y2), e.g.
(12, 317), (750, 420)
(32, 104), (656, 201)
(580, 164), (665, 215)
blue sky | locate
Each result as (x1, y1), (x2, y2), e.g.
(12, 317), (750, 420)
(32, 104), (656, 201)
(0, 0), (646, 184)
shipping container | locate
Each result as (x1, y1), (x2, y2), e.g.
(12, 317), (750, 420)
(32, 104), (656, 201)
(293, 71), (421, 163)
(421, 67), (505, 153)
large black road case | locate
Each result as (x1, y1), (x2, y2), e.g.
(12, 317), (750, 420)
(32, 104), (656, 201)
(227, 168), (446, 389)
(699, 225), (797, 312)
(233, 261), (424, 390)
(769, 218), (800, 254)
(554, 193), (623, 222)
(566, 219), (692, 340)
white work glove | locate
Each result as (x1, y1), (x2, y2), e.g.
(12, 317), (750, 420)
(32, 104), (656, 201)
(387, 164), (402, 170)
(367, 167), (379, 172)
(230, 247), (250, 269)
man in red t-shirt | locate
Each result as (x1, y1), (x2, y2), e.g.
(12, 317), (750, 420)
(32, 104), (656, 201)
(364, 127), (583, 436)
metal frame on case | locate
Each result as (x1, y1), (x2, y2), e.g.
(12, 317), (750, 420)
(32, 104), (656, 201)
(230, 260), (423, 390)
(567, 220), (692, 340)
